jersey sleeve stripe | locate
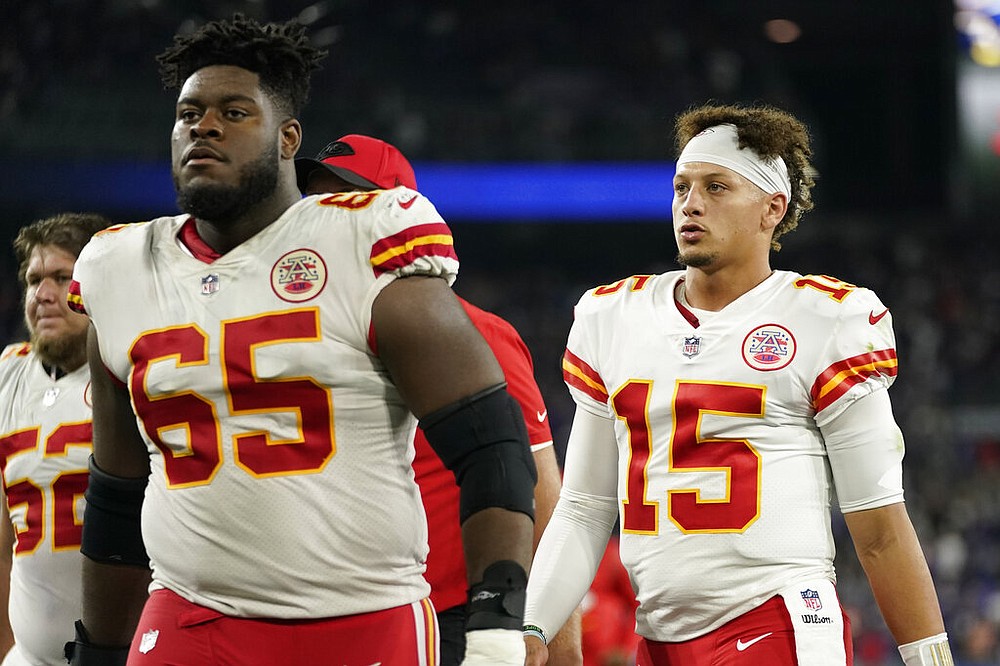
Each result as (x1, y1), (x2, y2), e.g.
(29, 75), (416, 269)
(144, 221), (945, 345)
(562, 349), (609, 403)
(369, 223), (457, 276)
(67, 280), (87, 315)
(1, 343), (30, 361)
(810, 348), (897, 413)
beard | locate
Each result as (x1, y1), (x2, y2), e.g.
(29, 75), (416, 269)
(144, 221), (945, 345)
(174, 144), (280, 223)
(31, 326), (88, 372)
(676, 249), (717, 269)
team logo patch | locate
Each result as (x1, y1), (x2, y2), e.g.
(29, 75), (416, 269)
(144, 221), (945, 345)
(201, 274), (220, 295)
(270, 249), (328, 302)
(138, 628), (159, 654)
(42, 387), (60, 407)
(682, 336), (702, 358)
(800, 588), (823, 612)
(741, 324), (796, 371)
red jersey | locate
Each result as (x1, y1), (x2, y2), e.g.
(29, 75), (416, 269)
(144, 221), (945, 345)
(413, 299), (553, 611)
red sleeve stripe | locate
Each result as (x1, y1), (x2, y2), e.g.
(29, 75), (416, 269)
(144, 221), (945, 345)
(562, 349), (608, 403)
(367, 320), (378, 357)
(1, 343), (30, 360)
(67, 280), (87, 315)
(370, 223), (456, 277)
(811, 348), (897, 413)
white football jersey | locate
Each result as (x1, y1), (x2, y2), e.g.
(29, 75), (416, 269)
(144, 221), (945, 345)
(71, 189), (458, 618)
(0, 343), (92, 666)
(561, 270), (900, 640)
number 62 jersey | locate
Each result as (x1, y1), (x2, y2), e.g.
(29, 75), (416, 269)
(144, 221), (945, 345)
(561, 269), (904, 641)
(0, 343), (92, 666)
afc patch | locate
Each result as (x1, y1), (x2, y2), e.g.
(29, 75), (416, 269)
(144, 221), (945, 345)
(800, 588), (823, 612)
(742, 323), (796, 371)
(271, 248), (328, 303)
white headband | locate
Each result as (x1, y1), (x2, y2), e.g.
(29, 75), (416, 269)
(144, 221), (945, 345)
(676, 123), (791, 198)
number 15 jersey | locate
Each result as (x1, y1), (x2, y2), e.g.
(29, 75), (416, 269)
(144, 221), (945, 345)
(561, 269), (903, 641)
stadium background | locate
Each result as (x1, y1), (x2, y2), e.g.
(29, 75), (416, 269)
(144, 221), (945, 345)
(1, 1), (998, 663)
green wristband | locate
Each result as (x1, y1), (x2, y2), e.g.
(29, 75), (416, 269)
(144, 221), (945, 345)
(522, 623), (547, 643)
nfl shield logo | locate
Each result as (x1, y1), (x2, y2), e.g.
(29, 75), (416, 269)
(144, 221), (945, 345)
(800, 589), (823, 612)
(682, 336), (701, 358)
(201, 274), (220, 295)
(138, 628), (159, 654)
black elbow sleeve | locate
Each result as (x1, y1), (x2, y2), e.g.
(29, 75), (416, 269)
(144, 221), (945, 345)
(80, 455), (149, 567)
(420, 384), (537, 523)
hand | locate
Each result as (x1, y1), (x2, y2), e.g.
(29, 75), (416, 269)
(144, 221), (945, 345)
(525, 634), (549, 666)
(461, 628), (526, 665)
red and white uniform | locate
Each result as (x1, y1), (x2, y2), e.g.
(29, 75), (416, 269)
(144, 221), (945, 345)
(0, 343), (92, 666)
(526, 270), (903, 655)
(69, 189), (457, 619)
(413, 299), (553, 612)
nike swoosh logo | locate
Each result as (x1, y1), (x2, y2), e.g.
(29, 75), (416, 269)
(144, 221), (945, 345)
(536, 410), (547, 422)
(869, 308), (889, 325)
(398, 194), (419, 209)
(736, 632), (772, 651)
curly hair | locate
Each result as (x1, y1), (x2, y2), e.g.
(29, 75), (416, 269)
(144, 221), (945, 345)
(156, 13), (327, 119)
(14, 212), (113, 285)
(673, 102), (816, 251)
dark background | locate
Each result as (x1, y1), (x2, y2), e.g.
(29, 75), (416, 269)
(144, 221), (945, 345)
(2, 2), (999, 664)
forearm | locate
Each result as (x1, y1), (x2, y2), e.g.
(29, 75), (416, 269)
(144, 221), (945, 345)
(462, 507), (534, 583)
(531, 445), (563, 552)
(524, 488), (617, 641)
(545, 607), (583, 665)
(859, 538), (944, 643)
(0, 530), (13, 656)
(81, 559), (151, 645)
(461, 509), (534, 665)
(531, 447), (584, 664)
(0, 612), (11, 659)
(845, 505), (945, 644)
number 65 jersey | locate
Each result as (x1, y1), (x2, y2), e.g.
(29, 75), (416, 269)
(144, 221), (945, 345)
(69, 189), (456, 619)
(561, 269), (904, 641)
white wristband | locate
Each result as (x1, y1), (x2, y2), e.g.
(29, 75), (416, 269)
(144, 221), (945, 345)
(898, 632), (953, 666)
(461, 628), (525, 666)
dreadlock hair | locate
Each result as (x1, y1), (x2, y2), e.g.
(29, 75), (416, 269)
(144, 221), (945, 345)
(673, 102), (816, 251)
(14, 212), (113, 285)
(156, 13), (327, 119)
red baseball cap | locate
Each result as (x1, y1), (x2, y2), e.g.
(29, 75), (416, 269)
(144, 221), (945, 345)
(295, 134), (417, 192)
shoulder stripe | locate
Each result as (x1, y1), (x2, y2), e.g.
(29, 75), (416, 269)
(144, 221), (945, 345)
(370, 223), (456, 277)
(811, 348), (897, 413)
(1, 343), (30, 361)
(67, 280), (87, 315)
(562, 349), (608, 403)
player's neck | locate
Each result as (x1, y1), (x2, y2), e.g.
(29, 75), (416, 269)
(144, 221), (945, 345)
(682, 264), (774, 311)
(193, 187), (301, 255)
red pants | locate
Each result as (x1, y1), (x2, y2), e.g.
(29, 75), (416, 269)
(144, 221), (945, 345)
(126, 588), (439, 666)
(636, 595), (853, 666)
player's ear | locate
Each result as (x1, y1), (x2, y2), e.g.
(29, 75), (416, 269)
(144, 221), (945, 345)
(279, 118), (302, 160)
(761, 192), (787, 231)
